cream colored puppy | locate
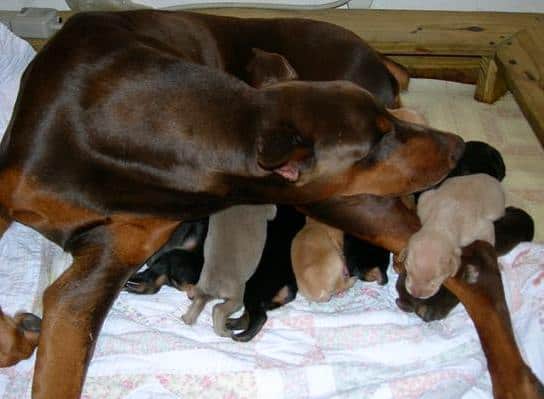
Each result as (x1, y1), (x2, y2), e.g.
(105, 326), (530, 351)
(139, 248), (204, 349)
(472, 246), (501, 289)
(291, 217), (357, 302)
(402, 173), (505, 298)
(182, 204), (276, 337)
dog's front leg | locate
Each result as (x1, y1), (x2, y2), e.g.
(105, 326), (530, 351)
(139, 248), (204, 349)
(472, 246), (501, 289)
(32, 221), (178, 399)
(298, 194), (420, 255)
(444, 242), (544, 399)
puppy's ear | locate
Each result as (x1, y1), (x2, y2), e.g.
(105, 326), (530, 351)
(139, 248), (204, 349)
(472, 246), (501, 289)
(247, 48), (298, 88)
(449, 249), (462, 276)
(257, 125), (313, 182)
(416, 188), (436, 221)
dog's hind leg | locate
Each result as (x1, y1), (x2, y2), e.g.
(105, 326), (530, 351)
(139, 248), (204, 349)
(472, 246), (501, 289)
(212, 295), (243, 337)
(30, 219), (178, 399)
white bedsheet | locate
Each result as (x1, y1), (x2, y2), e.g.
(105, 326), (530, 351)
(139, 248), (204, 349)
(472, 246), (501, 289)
(1, 23), (543, 399)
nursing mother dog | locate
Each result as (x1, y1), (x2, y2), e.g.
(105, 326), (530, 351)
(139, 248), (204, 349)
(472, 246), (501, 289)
(0, 11), (464, 398)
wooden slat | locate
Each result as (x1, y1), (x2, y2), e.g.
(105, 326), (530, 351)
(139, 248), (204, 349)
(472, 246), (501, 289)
(474, 56), (507, 103)
(27, 9), (542, 57)
(496, 23), (544, 147)
(199, 9), (541, 56)
(390, 55), (481, 84)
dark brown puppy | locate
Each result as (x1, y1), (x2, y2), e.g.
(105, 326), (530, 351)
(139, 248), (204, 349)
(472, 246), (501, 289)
(0, 11), (463, 398)
(446, 241), (543, 399)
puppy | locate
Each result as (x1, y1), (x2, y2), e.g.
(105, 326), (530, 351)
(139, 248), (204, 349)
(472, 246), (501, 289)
(402, 173), (505, 299)
(494, 206), (534, 255)
(413, 140), (506, 202)
(291, 217), (357, 302)
(344, 235), (390, 285)
(396, 205), (535, 321)
(448, 140), (506, 181)
(227, 205), (305, 341)
(125, 219), (208, 295)
(182, 205), (277, 337)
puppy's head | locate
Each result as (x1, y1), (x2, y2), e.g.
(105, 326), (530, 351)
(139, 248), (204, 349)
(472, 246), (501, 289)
(404, 233), (461, 299)
(255, 81), (464, 197)
(448, 141), (505, 181)
(299, 263), (356, 303)
(246, 48), (298, 89)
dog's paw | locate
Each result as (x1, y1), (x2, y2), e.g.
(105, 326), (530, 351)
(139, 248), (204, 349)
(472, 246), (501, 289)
(15, 312), (41, 333)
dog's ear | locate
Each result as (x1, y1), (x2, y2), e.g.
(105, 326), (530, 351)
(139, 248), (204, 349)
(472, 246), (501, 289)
(247, 48), (299, 88)
(257, 125), (313, 182)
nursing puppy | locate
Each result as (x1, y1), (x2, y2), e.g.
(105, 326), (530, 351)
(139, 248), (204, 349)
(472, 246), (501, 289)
(291, 217), (357, 302)
(182, 205), (277, 337)
(396, 205), (535, 321)
(227, 205), (305, 341)
(125, 219), (208, 295)
(402, 174), (505, 299)
(344, 235), (390, 285)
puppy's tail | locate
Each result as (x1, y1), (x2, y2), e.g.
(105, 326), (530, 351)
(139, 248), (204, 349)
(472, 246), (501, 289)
(231, 309), (267, 342)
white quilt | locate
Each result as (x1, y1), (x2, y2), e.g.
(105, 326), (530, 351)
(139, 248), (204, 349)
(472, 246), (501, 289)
(1, 23), (543, 399)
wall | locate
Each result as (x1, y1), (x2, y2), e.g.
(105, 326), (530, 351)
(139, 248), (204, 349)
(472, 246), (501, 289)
(2, 0), (544, 12)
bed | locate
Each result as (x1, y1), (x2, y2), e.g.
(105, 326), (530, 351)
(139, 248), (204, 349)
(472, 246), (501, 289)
(1, 20), (543, 399)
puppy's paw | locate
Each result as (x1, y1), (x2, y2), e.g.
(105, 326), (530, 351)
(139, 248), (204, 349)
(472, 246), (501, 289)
(213, 324), (232, 338)
(395, 298), (415, 313)
(124, 269), (167, 295)
(414, 303), (452, 322)
(226, 313), (249, 331)
(181, 313), (196, 325)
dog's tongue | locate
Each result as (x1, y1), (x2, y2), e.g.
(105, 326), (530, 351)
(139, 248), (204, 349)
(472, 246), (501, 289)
(274, 162), (299, 182)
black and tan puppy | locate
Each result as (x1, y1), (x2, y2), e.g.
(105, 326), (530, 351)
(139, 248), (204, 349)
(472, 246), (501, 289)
(227, 205), (305, 341)
(126, 205), (304, 342)
(344, 235), (390, 285)
(125, 219), (208, 294)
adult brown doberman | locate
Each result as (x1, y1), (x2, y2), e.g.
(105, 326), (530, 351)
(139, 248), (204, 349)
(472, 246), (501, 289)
(0, 10), (529, 399)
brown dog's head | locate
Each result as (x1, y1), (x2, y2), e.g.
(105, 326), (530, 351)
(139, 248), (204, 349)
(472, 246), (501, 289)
(255, 80), (464, 198)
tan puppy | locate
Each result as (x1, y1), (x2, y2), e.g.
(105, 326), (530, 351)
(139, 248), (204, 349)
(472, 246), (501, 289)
(291, 217), (357, 302)
(182, 205), (276, 337)
(402, 173), (505, 299)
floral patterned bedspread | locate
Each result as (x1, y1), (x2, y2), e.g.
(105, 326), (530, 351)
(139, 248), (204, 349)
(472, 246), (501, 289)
(0, 222), (543, 399)
(1, 22), (543, 399)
